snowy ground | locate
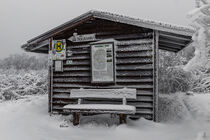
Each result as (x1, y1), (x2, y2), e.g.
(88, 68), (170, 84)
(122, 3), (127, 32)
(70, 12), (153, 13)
(0, 94), (210, 140)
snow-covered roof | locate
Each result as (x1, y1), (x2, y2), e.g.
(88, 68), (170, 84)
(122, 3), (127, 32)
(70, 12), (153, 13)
(22, 10), (194, 52)
(92, 10), (194, 36)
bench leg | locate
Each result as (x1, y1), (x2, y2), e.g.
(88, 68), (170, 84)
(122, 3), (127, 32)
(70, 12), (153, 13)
(119, 114), (127, 124)
(73, 112), (79, 126)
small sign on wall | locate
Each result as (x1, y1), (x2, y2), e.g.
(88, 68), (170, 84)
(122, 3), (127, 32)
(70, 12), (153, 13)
(55, 61), (63, 72)
(52, 39), (66, 60)
(68, 33), (97, 42)
(66, 60), (73, 65)
(91, 40), (115, 83)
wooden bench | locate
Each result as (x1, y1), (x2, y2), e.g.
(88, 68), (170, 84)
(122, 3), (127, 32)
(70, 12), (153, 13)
(63, 88), (137, 125)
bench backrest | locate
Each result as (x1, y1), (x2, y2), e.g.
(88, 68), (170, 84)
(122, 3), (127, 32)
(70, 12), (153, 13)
(70, 89), (136, 99)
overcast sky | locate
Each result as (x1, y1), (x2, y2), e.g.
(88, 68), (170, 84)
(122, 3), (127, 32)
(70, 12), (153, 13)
(0, 0), (195, 59)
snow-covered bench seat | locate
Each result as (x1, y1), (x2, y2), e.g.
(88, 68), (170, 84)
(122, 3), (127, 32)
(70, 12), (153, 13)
(64, 104), (136, 114)
(63, 88), (137, 125)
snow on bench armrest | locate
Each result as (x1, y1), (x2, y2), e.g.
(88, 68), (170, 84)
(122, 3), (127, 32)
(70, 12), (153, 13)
(70, 89), (136, 99)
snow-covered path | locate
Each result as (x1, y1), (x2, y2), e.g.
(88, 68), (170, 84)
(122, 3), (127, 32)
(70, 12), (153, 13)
(0, 94), (210, 140)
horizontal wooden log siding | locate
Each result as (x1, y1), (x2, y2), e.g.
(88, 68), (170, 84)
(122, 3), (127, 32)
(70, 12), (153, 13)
(51, 31), (154, 120)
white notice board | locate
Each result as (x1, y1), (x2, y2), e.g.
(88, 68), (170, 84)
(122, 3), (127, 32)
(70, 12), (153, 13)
(91, 43), (115, 83)
(55, 61), (63, 72)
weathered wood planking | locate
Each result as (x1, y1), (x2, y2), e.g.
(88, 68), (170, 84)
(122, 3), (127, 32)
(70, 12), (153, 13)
(63, 67), (90, 71)
(53, 84), (154, 89)
(70, 89), (136, 99)
(54, 70), (152, 77)
(63, 59), (153, 66)
(53, 88), (153, 93)
(65, 51), (152, 60)
(62, 65), (153, 72)
(53, 78), (153, 84)
(51, 31), (155, 120)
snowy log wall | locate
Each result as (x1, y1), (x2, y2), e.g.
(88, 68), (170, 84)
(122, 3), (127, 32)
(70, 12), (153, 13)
(51, 19), (156, 120)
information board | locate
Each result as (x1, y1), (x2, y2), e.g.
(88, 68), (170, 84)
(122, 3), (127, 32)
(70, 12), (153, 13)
(91, 43), (115, 83)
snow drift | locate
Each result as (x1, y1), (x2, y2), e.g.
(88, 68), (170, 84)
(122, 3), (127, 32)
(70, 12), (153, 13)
(0, 93), (209, 140)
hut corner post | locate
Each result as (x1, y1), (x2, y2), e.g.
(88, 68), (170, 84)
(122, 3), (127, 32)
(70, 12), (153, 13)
(153, 30), (159, 122)
(48, 38), (53, 114)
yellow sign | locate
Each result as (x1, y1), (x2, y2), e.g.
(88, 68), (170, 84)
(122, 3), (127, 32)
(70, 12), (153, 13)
(52, 39), (66, 60)
(54, 41), (64, 52)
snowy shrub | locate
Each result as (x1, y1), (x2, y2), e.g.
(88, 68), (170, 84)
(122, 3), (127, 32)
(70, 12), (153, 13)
(191, 71), (210, 93)
(159, 50), (194, 94)
(159, 67), (193, 94)
(0, 69), (47, 101)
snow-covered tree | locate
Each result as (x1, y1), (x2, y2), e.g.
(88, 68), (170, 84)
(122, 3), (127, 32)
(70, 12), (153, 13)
(184, 0), (210, 72)
(183, 0), (210, 93)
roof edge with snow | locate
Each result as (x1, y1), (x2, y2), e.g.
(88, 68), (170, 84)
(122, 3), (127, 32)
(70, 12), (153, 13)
(21, 10), (194, 52)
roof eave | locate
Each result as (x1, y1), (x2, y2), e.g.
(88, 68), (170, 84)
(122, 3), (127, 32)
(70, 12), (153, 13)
(27, 10), (95, 44)
(21, 10), (194, 53)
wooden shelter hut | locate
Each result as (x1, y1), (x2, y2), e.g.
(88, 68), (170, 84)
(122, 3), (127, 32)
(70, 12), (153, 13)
(21, 10), (194, 123)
